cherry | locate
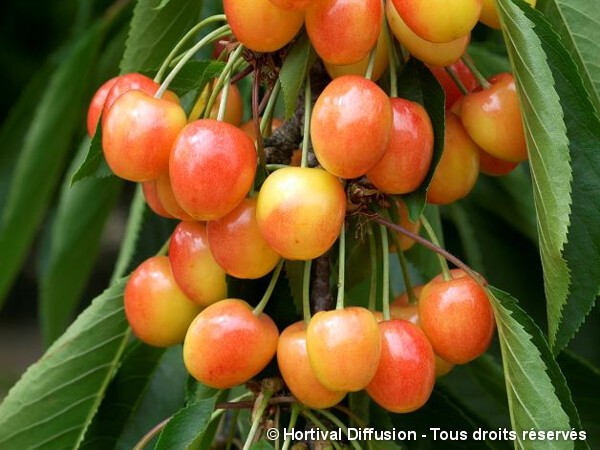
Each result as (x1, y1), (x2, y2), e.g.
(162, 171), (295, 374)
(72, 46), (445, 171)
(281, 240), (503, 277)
(207, 198), (281, 279)
(240, 117), (283, 142)
(311, 75), (392, 179)
(391, 0), (482, 44)
(306, 307), (381, 392)
(142, 179), (175, 219)
(169, 221), (227, 307)
(153, 173), (196, 221)
(366, 319), (435, 413)
(124, 256), (201, 347)
(386, 1), (470, 67)
(188, 81), (243, 125)
(87, 76), (118, 137)
(183, 298), (279, 389)
(367, 98), (434, 194)
(102, 90), (187, 182)
(268, 0), (314, 10)
(389, 200), (421, 252)
(256, 167), (346, 261)
(427, 113), (480, 205)
(419, 270), (495, 364)
(277, 321), (346, 408)
(479, 148), (519, 177)
(428, 60), (478, 109)
(480, 0), (536, 29)
(169, 119), (257, 221)
(306, 0), (383, 66)
(460, 73), (527, 163)
(224, 0), (304, 52)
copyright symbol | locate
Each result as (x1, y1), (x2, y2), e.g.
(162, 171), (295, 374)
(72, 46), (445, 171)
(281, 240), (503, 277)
(267, 428), (280, 440)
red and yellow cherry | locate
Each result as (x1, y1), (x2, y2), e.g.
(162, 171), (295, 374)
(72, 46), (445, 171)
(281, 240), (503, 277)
(188, 81), (243, 126)
(392, 0), (482, 43)
(324, 26), (389, 81)
(224, 0), (304, 52)
(419, 271), (495, 364)
(142, 179), (174, 219)
(155, 173), (196, 221)
(124, 256), (202, 347)
(367, 98), (434, 194)
(102, 90), (187, 182)
(169, 119), (257, 221)
(278, 322), (347, 408)
(306, 0), (383, 66)
(183, 299), (279, 389)
(366, 319), (435, 413)
(428, 60), (478, 109)
(268, 0), (314, 10)
(427, 113), (480, 205)
(479, 148), (519, 176)
(169, 221), (227, 306)
(306, 307), (381, 391)
(480, 0), (536, 29)
(207, 198), (281, 279)
(87, 77), (118, 137)
(386, 1), (470, 67)
(461, 73), (527, 163)
(256, 167), (346, 260)
(311, 75), (392, 178)
(389, 200), (421, 252)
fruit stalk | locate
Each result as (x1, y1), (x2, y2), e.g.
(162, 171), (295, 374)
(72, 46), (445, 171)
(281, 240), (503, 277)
(419, 215), (452, 281)
(379, 225), (391, 320)
(253, 259), (285, 315)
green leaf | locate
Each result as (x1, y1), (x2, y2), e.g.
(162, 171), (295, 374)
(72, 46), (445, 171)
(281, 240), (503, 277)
(40, 139), (122, 346)
(498, 0), (600, 352)
(537, 0), (600, 111)
(395, 59), (446, 220)
(0, 23), (105, 308)
(120, 0), (202, 74)
(154, 396), (218, 450)
(71, 131), (114, 185)
(79, 343), (166, 450)
(467, 43), (511, 78)
(488, 287), (586, 450)
(250, 441), (275, 450)
(0, 279), (130, 450)
(279, 33), (316, 119)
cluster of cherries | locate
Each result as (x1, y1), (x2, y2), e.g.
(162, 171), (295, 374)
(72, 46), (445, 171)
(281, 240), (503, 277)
(82, 0), (532, 415)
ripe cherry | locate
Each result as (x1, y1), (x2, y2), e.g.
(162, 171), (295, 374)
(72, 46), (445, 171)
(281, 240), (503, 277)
(183, 299), (279, 389)
(306, 307), (381, 391)
(311, 75), (392, 179)
(479, 148), (519, 177)
(87, 76), (118, 137)
(367, 98), (434, 194)
(428, 60), (478, 109)
(480, 0), (536, 29)
(188, 81), (243, 125)
(256, 167), (346, 261)
(169, 119), (257, 221)
(169, 221), (227, 307)
(142, 179), (175, 219)
(389, 200), (421, 252)
(268, 0), (314, 10)
(124, 256), (202, 347)
(278, 321), (346, 408)
(207, 198), (281, 279)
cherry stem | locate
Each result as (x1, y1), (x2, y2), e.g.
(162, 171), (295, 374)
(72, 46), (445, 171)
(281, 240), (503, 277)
(253, 259), (284, 315)
(301, 74), (312, 168)
(444, 66), (469, 95)
(303, 260), (313, 324)
(335, 224), (346, 310)
(156, 24), (230, 98)
(365, 45), (377, 80)
(315, 409), (362, 450)
(281, 404), (301, 450)
(216, 71), (231, 122)
(373, 215), (486, 285)
(132, 417), (170, 450)
(379, 225), (391, 321)
(242, 390), (274, 450)
(383, 16), (399, 98)
(461, 56), (491, 90)
(230, 64), (254, 85)
(216, 396), (296, 410)
(367, 224), (377, 311)
(397, 248), (417, 304)
(260, 81), (281, 136)
(224, 409), (240, 450)
(205, 44), (245, 118)
(301, 411), (343, 450)
(419, 214), (451, 281)
(154, 14), (227, 83)
(156, 237), (171, 257)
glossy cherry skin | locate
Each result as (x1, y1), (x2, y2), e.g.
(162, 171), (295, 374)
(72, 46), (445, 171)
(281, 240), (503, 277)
(87, 77), (118, 137)
(480, 0), (536, 29)
(324, 26), (388, 81)
(427, 113), (480, 205)
(169, 119), (257, 221)
(256, 167), (346, 261)
(183, 299), (279, 389)
(124, 256), (202, 347)
(278, 322), (347, 408)
(366, 320), (435, 413)
(419, 272), (495, 364)
(103, 90), (187, 182)
(306, 0), (383, 66)
(386, 1), (470, 67)
(367, 98), (434, 194)
(169, 222), (227, 307)
(479, 148), (519, 176)
(155, 173), (196, 221)
(461, 73), (527, 163)
(224, 0), (304, 52)
(392, 0), (482, 43)
(188, 81), (243, 126)
(142, 179), (175, 219)
(428, 60), (478, 109)
(268, 0), (314, 10)
(311, 75), (392, 178)
(307, 307), (381, 391)
(207, 198), (281, 279)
